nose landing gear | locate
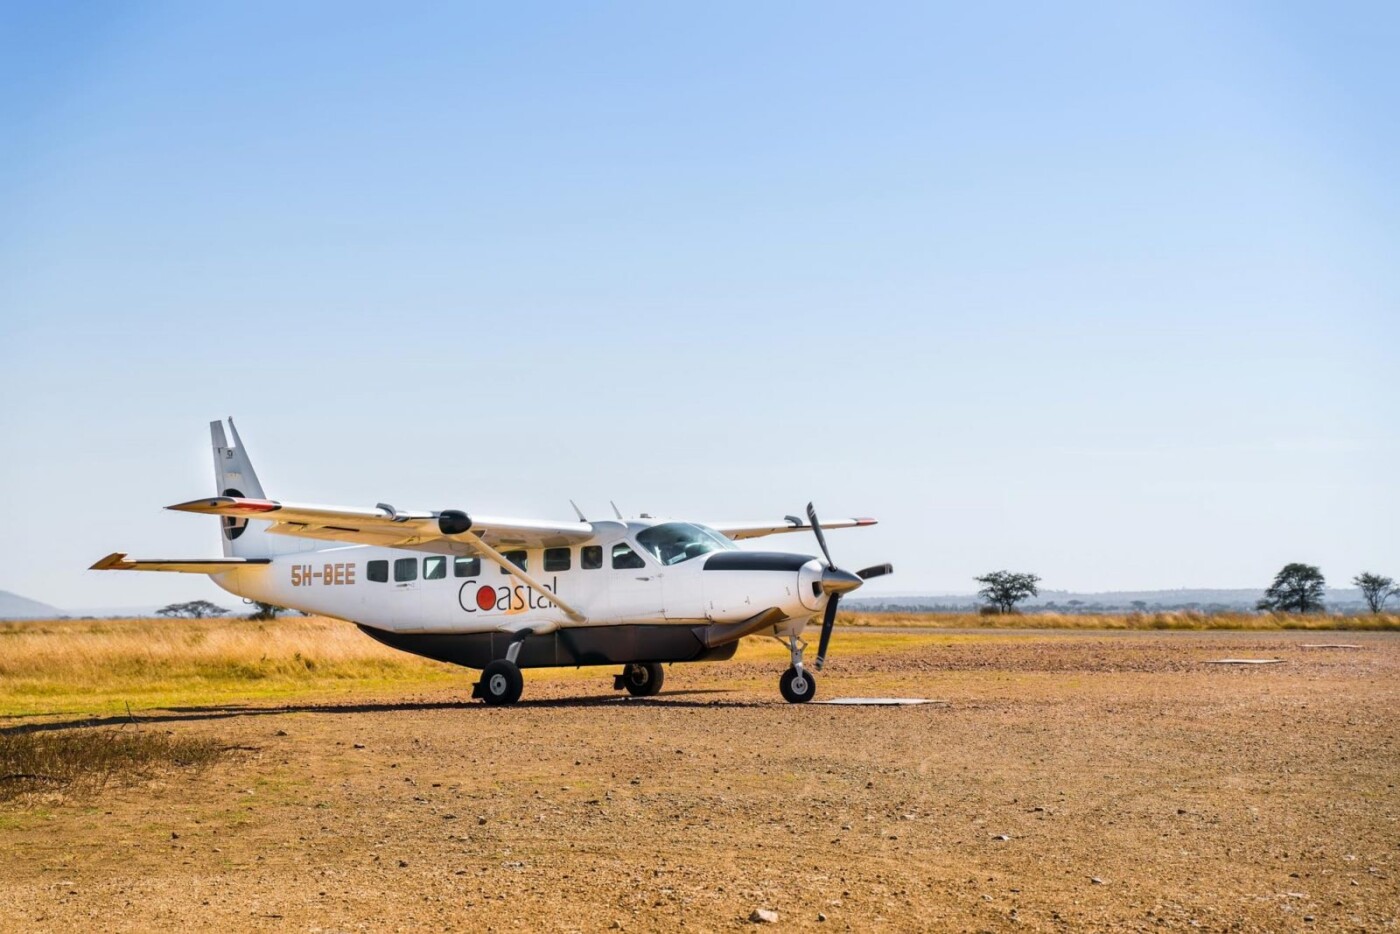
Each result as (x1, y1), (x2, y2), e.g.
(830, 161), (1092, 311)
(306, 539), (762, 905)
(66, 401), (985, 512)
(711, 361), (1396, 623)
(778, 634), (817, 703)
(614, 661), (665, 697)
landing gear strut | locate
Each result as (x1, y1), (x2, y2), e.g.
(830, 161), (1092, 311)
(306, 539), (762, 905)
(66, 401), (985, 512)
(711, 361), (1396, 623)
(614, 662), (664, 697)
(779, 634), (817, 703)
(474, 658), (523, 706)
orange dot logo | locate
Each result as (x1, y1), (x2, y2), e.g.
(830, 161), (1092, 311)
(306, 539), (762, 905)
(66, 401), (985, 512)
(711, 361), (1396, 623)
(476, 585), (496, 612)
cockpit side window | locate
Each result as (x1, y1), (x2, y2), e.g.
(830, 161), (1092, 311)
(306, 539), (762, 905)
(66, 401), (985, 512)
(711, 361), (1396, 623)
(635, 522), (737, 566)
(611, 543), (646, 570)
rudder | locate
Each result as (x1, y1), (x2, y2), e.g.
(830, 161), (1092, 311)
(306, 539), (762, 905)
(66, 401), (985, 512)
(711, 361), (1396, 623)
(211, 418), (289, 558)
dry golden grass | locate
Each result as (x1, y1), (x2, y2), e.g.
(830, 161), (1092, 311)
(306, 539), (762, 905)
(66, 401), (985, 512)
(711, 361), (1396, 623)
(0, 616), (935, 717)
(0, 616), (460, 717)
(0, 729), (224, 801)
(841, 608), (1400, 630)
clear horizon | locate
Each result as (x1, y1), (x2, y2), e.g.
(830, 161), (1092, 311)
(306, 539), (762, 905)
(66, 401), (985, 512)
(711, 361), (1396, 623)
(2, 3), (1396, 609)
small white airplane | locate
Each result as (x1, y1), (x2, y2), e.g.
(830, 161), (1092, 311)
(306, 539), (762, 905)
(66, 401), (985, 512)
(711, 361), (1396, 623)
(93, 420), (892, 705)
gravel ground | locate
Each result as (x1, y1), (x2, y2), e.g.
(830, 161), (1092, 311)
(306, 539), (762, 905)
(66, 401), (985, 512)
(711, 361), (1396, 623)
(1, 631), (1396, 932)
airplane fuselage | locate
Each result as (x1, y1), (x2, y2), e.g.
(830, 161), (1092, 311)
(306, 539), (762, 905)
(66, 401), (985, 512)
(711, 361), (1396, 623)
(209, 518), (826, 669)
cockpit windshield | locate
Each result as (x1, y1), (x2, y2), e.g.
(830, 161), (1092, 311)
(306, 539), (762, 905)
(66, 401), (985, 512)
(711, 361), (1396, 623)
(635, 522), (737, 566)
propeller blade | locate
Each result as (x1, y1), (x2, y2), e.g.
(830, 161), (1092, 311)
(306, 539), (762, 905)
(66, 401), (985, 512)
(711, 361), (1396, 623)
(815, 592), (840, 671)
(857, 563), (894, 580)
(806, 501), (834, 568)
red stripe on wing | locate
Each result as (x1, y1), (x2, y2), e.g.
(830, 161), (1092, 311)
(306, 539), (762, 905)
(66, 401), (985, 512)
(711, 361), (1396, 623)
(226, 498), (280, 513)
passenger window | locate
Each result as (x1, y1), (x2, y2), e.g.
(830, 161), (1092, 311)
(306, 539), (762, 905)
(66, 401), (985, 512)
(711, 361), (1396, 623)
(500, 550), (527, 574)
(612, 543), (645, 570)
(581, 546), (602, 570)
(394, 557), (418, 582)
(544, 547), (571, 572)
(367, 560), (388, 583)
(453, 556), (481, 578)
(423, 556), (446, 580)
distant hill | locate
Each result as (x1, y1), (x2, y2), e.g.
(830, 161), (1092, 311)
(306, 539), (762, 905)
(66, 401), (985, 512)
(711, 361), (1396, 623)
(849, 588), (1369, 613)
(64, 604), (198, 619)
(0, 590), (67, 619)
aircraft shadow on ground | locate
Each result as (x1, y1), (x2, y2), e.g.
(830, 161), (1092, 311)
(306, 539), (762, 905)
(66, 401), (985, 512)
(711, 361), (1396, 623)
(0, 689), (756, 735)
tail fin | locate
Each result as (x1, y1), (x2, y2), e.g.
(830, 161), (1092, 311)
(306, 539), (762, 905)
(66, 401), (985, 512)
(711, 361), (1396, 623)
(211, 418), (277, 558)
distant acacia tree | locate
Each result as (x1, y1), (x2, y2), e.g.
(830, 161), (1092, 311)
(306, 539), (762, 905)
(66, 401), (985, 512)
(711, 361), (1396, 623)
(974, 571), (1041, 614)
(1256, 564), (1326, 614)
(156, 600), (229, 619)
(247, 601), (287, 621)
(1353, 572), (1397, 614)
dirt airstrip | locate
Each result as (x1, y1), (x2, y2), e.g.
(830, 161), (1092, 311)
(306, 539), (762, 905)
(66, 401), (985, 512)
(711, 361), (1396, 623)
(1, 630), (1396, 932)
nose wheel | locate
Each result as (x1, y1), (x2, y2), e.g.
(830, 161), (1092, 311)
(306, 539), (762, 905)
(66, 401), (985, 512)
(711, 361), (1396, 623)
(778, 634), (817, 703)
(780, 666), (817, 703)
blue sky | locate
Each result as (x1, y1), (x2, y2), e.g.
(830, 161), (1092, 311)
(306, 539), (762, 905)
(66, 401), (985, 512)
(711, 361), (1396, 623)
(2, 2), (1396, 609)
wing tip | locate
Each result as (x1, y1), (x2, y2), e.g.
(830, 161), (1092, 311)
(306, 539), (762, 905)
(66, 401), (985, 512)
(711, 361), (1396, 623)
(90, 552), (131, 571)
(167, 496), (280, 514)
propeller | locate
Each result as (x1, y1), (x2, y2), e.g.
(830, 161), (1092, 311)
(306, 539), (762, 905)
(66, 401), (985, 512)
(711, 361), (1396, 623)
(807, 503), (893, 671)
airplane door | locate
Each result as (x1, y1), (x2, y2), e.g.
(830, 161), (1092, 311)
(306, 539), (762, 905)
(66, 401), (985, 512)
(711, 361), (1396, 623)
(389, 555), (423, 623)
(608, 543), (665, 622)
(663, 564), (705, 620)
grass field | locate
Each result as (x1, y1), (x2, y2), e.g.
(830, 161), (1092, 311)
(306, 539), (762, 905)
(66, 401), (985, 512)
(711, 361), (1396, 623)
(0, 616), (946, 717)
(0, 616), (459, 717)
(841, 608), (1400, 630)
(1, 611), (1395, 718)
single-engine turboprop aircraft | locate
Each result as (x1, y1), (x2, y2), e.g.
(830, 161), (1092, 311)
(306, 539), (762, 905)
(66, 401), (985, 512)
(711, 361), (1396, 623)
(92, 420), (892, 705)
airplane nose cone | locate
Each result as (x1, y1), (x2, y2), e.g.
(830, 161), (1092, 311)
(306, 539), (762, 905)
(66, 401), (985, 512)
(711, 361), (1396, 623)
(819, 567), (863, 595)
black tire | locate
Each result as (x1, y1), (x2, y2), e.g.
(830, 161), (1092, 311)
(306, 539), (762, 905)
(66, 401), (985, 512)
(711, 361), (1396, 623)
(622, 662), (664, 697)
(478, 660), (524, 706)
(779, 666), (816, 704)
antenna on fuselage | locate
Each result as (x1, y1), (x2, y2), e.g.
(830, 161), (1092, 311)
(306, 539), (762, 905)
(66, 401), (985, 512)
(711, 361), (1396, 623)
(610, 500), (624, 520)
(569, 500), (587, 522)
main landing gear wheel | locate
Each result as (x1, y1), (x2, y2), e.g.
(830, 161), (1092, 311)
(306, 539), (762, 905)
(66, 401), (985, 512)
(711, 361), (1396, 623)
(780, 666), (817, 704)
(476, 659), (523, 706)
(617, 662), (664, 697)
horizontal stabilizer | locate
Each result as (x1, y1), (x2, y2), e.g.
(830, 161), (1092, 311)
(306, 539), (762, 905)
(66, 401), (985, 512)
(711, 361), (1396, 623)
(90, 552), (272, 574)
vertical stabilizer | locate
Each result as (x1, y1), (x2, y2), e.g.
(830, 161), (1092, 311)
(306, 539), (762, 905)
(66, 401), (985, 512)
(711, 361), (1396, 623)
(211, 418), (273, 558)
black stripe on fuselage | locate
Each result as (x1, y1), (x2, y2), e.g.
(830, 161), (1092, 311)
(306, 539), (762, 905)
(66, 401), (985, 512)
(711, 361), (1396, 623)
(703, 552), (813, 572)
(357, 624), (740, 670)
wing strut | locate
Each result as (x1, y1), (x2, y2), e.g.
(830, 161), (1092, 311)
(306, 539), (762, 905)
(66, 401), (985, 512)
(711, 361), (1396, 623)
(454, 530), (585, 623)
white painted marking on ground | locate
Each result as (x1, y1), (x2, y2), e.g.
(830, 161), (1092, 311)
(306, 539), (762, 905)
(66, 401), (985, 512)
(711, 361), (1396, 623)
(816, 697), (945, 705)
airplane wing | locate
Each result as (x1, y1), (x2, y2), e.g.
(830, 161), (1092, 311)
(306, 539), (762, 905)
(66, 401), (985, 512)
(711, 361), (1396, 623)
(166, 496), (590, 622)
(707, 516), (877, 541)
(166, 497), (594, 552)
(90, 553), (271, 574)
